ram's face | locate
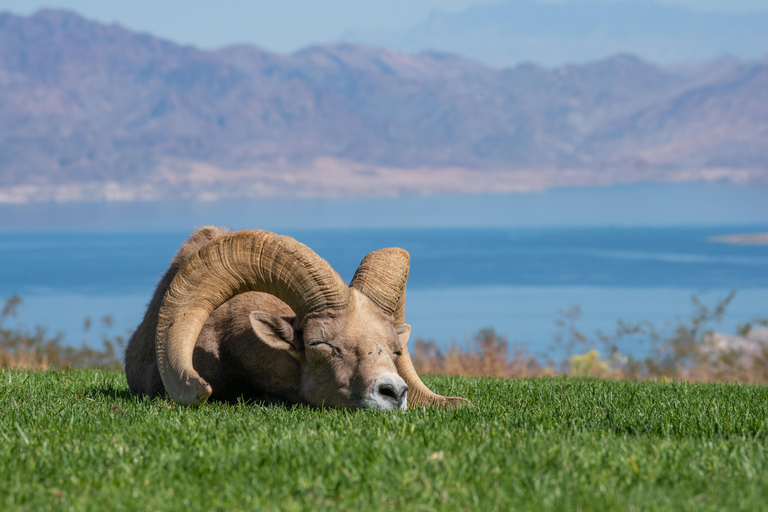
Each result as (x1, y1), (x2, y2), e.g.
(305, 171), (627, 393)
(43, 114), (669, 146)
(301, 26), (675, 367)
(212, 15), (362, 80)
(297, 289), (409, 411)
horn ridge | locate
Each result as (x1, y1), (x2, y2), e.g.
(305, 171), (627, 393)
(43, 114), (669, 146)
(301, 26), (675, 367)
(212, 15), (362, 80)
(350, 247), (410, 319)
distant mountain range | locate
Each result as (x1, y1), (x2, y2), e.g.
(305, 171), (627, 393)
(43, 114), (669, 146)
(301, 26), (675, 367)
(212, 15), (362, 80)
(346, 0), (768, 67)
(0, 9), (766, 203)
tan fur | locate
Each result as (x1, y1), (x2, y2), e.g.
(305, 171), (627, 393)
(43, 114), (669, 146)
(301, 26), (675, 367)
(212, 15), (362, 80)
(124, 226), (407, 407)
(125, 226), (230, 396)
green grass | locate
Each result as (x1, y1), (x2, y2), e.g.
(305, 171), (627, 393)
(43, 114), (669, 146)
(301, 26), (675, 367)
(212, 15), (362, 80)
(2, 371), (768, 511)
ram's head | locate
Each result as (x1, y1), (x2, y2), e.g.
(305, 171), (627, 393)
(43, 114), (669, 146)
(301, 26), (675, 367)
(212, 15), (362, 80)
(149, 229), (468, 410)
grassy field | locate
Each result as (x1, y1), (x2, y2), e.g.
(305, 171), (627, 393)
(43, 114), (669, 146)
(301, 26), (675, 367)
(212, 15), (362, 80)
(2, 371), (768, 511)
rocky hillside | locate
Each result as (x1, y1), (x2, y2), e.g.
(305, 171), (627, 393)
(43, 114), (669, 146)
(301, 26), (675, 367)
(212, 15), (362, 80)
(0, 9), (765, 202)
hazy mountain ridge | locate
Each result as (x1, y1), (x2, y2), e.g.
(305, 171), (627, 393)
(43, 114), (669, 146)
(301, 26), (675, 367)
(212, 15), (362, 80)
(0, 9), (766, 203)
(346, 0), (768, 67)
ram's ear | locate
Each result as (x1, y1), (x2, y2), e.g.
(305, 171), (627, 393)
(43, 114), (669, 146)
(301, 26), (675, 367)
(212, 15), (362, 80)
(395, 323), (412, 346)
(249, 311), (301, 360)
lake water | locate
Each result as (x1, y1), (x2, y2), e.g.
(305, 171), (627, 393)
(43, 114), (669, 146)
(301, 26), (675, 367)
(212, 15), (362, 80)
(1, 225), (766, 358)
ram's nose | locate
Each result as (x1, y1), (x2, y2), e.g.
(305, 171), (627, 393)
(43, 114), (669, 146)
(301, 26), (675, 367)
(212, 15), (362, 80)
(372, 373), (408, 411)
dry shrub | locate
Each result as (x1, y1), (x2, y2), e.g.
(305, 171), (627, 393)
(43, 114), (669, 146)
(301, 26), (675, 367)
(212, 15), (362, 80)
(684, 327), (768, 383)
(569, 350), (622, 379)
(411, 328), (546, 379)
(0, 295), (125, 370)
(412, 292), (768, 384)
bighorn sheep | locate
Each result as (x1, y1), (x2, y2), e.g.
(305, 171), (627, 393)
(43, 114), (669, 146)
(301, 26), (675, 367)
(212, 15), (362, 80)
(125, 227), (468, 410)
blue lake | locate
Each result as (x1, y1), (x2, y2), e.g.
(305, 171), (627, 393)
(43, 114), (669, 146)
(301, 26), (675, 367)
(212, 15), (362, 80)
(1, 225), (766, 357)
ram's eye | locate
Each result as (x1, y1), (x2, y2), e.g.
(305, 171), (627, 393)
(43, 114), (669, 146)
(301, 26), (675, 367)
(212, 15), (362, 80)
(307, 342), (342, 359)
(393, 349), (402, 357)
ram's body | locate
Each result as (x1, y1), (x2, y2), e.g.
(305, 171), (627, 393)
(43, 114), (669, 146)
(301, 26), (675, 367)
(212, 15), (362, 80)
(125, 226), (468, 410)
(130, 291), (300, 403)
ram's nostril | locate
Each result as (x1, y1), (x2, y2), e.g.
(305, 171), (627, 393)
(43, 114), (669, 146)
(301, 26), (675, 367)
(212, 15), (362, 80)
(370, 375), (408, 410)
(378, 383), (399, 402)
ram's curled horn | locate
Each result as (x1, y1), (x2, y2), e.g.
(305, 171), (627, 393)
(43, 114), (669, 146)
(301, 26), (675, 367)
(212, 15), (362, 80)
(350, 248), (470, 408)
(155, 229), (350, 406)
(349, 247), (409, 321)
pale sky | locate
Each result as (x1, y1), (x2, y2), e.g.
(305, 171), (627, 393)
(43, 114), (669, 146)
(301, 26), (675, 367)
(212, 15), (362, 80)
(1, 0), (766, 53)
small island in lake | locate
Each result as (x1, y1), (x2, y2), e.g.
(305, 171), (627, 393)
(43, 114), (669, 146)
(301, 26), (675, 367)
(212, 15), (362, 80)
(708, 233), (768, 246)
